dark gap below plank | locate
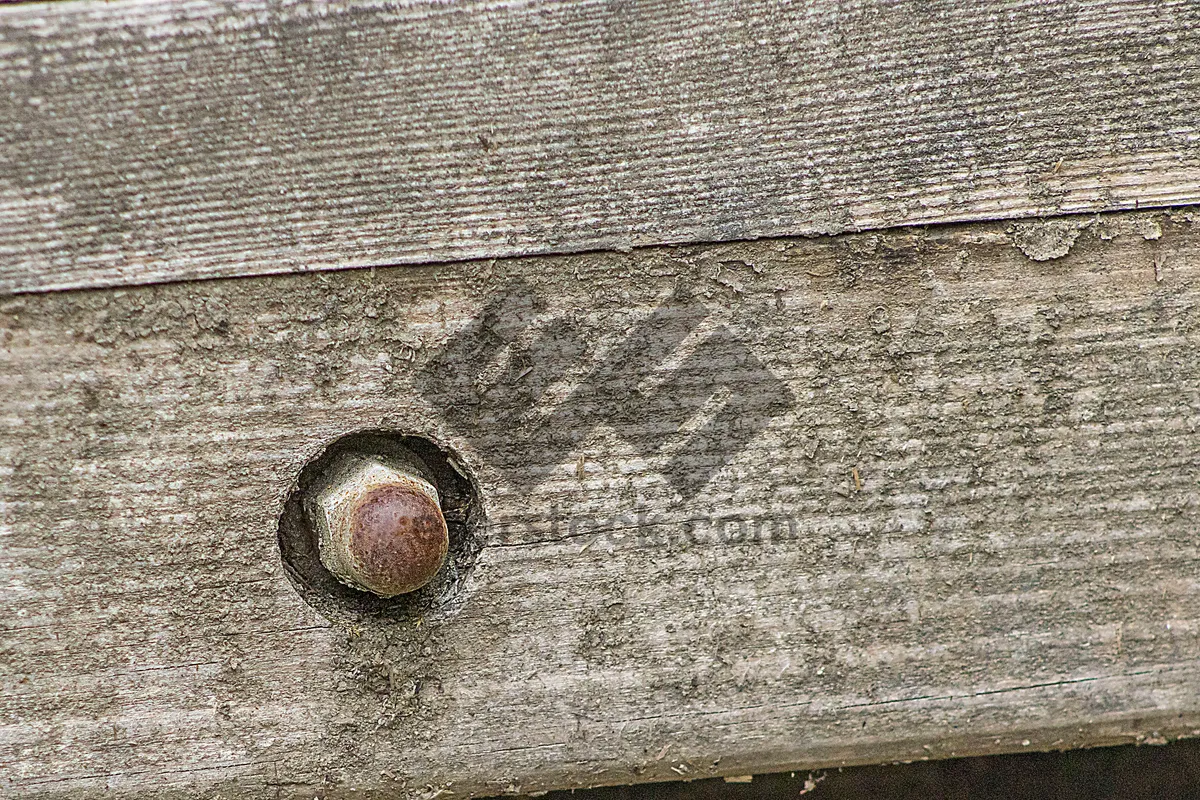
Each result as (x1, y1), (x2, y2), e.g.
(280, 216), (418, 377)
(511, 739), (1200, 800)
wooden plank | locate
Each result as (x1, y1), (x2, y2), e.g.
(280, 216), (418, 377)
(3, 0), (1200, 294)
(3, 209), (1200, 798)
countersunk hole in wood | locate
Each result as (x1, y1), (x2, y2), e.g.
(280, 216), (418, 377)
(277, 431), (484, 626)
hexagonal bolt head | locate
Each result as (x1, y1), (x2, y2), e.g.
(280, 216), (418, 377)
(309, 454), (449, 598)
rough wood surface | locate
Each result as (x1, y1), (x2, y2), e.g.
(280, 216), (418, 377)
(3, 209), (1200, 798)
(3, 0), (1200, 293)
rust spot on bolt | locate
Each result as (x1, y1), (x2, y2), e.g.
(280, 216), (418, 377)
(346, 483), (449, 597)
(310, 454), (451, 598)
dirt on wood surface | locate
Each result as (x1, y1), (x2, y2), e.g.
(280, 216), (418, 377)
(3, 210), (1200, 798)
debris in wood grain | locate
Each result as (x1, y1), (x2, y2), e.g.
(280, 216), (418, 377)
(852, 467), (863, 493)
(867, 306), (890, 335)
(1138, 217), (1164, 240)
(1011, 219), (1083, 261)
(799, 771), (827, 794)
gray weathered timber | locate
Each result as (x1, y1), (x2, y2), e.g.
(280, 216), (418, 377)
(3, 0), (1200, 294)
(3, 209), (1200, 798)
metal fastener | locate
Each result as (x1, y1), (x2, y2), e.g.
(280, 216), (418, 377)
(309, 454), (449, 597)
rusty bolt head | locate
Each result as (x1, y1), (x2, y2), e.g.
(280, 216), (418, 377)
(310, 455), (449, 598)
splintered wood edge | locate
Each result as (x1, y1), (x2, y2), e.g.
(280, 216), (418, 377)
(1, 0), (1200, 293)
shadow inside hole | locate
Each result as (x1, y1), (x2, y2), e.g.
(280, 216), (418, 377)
(278, 431), (484, 626)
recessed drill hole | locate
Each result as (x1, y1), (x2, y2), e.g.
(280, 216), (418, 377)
(278, 431), (483, 625)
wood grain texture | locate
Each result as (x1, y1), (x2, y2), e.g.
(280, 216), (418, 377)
(3, 209), (1200, 798)
(3, 0), (1200, 293)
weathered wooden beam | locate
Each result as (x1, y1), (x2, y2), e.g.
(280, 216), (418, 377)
(2, 0), (1200, 293)
(3, 210), (1199, 798)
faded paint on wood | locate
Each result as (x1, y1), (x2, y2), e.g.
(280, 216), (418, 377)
(2, 0), (1200, 293)
(3, 210), (1200, 798)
